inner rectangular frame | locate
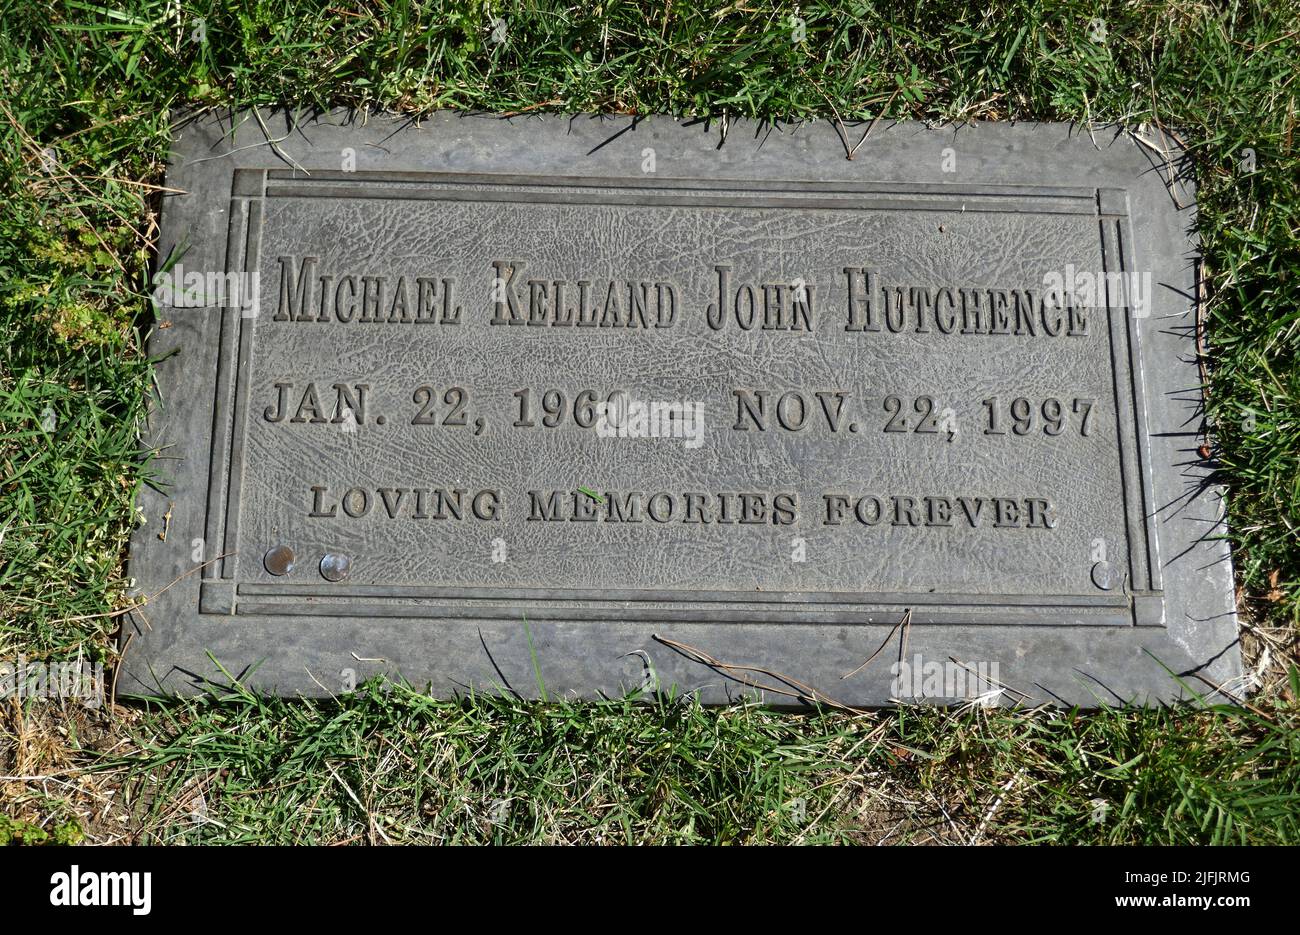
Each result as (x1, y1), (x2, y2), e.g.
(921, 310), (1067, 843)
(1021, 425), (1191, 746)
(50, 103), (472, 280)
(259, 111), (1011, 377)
(197, 169), (1163, 628)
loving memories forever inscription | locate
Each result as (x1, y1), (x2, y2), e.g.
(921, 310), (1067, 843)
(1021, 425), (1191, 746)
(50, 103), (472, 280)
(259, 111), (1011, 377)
(122, 111), (1241, 706)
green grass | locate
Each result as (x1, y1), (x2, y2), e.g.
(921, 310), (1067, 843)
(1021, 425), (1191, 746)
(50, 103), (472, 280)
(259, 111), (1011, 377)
(1, 0), (1298, 844)
(61, 683), (1300, 844)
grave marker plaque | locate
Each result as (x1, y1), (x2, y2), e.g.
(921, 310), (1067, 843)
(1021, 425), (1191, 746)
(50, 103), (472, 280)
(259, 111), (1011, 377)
(122, 111), (1241, 705)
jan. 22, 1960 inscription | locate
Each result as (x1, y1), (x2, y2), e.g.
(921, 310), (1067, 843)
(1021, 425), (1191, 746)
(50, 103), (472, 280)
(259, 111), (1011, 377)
(122, 111), (1241, 706)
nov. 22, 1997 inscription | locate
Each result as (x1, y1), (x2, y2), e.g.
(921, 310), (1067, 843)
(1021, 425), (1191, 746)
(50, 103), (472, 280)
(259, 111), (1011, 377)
(123, 111), (1241, 706)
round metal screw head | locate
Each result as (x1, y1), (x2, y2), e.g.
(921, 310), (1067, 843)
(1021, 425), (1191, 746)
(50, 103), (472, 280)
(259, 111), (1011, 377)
(1091, 561), (1120, 591)
(264, 545), (295, 576)
(320, 553), (351, 582)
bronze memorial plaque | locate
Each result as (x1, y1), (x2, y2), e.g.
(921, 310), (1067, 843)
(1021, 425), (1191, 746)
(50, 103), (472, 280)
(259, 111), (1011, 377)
(121, 111), (1240, 706)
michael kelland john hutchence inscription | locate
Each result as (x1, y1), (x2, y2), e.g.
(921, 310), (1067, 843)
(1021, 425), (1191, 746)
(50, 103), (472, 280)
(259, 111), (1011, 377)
(122, 111), (1240, 706)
